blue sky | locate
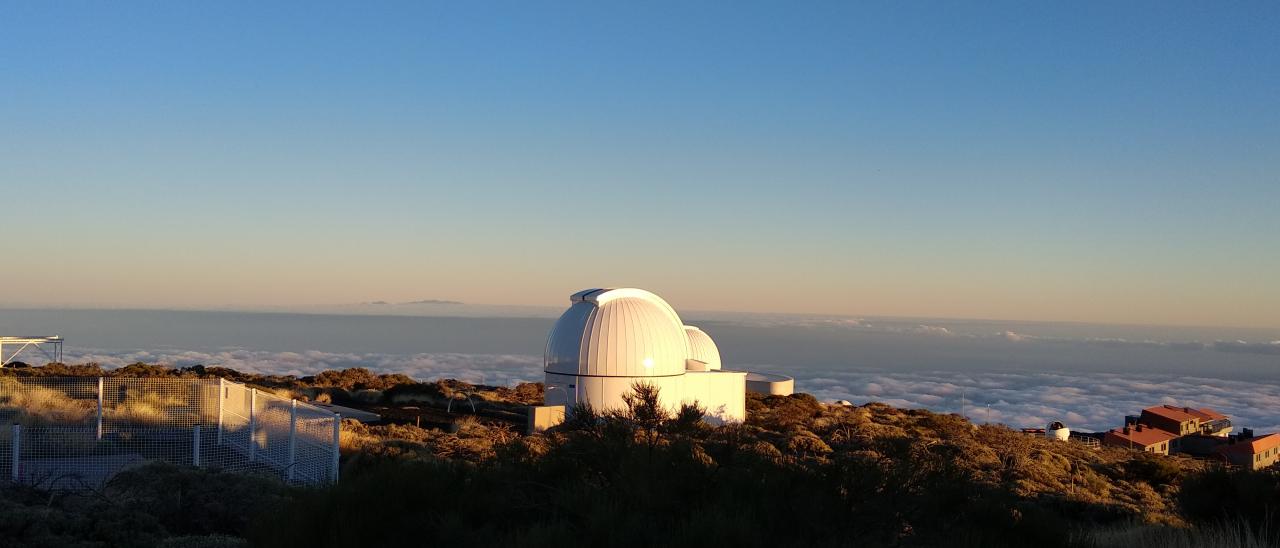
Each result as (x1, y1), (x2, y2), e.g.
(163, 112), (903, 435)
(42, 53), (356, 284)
(1, 2), (1277, 327)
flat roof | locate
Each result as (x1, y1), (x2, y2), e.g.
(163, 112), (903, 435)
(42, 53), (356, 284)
(745, 372), (793, 382)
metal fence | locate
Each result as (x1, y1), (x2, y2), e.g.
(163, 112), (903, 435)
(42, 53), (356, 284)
(0, 376), (339, 490)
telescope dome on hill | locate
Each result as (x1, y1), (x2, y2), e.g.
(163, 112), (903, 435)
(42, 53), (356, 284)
(540, 288), (792, 426)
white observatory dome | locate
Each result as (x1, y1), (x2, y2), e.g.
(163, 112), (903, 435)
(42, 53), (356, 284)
(1046, 421), (1070, 442)
(545, 288), (689, 378)
(684, 326), (722, 371)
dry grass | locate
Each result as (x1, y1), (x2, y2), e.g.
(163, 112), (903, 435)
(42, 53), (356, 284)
(111, 388), (189, 425)
(1076, 520), (1276, 548)
(0, 377), (95, 425)
(339, 415), (519, 464)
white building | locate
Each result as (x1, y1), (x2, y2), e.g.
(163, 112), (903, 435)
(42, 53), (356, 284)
(543, 288), (791, 425)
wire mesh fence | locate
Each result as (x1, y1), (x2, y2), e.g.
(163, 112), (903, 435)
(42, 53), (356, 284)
(0, 376), (339, 490)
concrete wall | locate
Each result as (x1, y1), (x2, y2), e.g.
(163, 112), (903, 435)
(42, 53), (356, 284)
(682, 370), (746, 424)
(545, 372), (686, 414)
(746, 373), (794, 396)
(545, 370), (746, 424)
(528, 405), (566, 434)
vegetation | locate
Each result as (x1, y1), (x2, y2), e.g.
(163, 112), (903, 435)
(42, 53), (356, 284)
(1, 364), (1278, 547)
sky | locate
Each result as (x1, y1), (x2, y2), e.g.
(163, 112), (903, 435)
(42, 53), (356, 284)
(1, 2), (1277, 328)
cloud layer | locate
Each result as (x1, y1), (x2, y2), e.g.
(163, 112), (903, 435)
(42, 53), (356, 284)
(792, 369), (1280, 434)
(69, 347), (1280, 434)
(74, 348), (544, 389)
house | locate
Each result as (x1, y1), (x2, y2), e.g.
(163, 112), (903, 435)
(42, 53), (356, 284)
(1135, 405), (1234, 452)
(1217, 432), (1280, 470)
(1139, 405), (1202, 436)
(1103, 424), (1178, 454)
(1136, 405), (1231, 436)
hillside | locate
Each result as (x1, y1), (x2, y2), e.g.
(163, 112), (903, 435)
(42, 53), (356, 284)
(0, 364), (1277, 547)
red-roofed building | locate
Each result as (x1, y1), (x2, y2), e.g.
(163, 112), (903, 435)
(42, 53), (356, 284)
(1184, 407), (1234, 436)
(1137, 405), (1234, 447)
(1140, 405), (1202, 436)
(1103, 424), (1178, 455)
(1218, 433), (1280, 470)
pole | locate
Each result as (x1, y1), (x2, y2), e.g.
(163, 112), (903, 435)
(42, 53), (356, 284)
(216, 378), (224, 445)
(331, 413), (341, 484)
(248, 388), (257, 462)
(10, 424), (19, 482)
(287, 399), (297, 482)
(193, 425), (201, 467)
(96, 377), (104, 440)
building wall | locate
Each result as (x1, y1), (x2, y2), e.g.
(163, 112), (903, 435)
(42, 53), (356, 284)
(1257, 448), (1280, 470)
(746, 374), (794, 396)
(528, 405), (566, 434)
(1178, 435), (1227, 457)
(1228, 446), (1280, 470)
(546, 370), (747, 424)
(545, 372), (686, 414)
(1103, 432), (1170, 455)
(1140, 411), (1198, 435)
(682, 370), (746, 424)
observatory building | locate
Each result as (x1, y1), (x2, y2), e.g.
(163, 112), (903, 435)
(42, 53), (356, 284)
(542, 288), (792, 425)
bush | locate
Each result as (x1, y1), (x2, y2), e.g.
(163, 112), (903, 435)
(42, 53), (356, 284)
(1181, 467), (1280, 532)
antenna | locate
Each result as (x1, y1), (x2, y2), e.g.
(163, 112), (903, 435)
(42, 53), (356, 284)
(961, 388), (966, 420)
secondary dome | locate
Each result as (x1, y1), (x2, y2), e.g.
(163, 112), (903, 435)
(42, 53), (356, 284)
(545, 288), (689, 378)
(684, 326), (722, 371)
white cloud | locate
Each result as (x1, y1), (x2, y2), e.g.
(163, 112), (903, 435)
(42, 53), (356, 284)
(795, 369), (1280, 434)
(61, 346), (1280, 435)
(1002, 331), (1032, 342)
(911, 325), (954, 336)
(70, 348), (543, 388)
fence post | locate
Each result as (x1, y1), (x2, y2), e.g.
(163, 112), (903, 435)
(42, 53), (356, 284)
(10, 424), (19, 482)
(248, 388), (256, 462)
(287, 399), (297, 482)
(216, 378), (224, 445)
(96, 377), (104, 440)
(193, 425), (201, 467)
(331, 413), (341, 484)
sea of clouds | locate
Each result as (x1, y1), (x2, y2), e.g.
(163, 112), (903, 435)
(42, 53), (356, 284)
(66, 347), (1280, 434)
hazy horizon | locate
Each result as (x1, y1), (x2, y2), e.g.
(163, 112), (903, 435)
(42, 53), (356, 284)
(4, 300), (1280, 333)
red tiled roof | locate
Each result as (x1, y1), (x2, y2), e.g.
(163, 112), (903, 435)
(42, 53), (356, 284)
(1219, 433), (1280, 456)
(1143, 405), (1200, 423)
(1185, 407), (1228, 422)
(1107, 426), (1178, 447)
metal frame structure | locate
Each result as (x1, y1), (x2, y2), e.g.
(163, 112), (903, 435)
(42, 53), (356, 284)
(0, 336), (64, 366)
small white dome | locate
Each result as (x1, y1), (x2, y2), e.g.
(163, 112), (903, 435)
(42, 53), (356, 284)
(683, 325), (722, 371)
(545, 288), (689, 378)
(1046, 421), (1070, 442)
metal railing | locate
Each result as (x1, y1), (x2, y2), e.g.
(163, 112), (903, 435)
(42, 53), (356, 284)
(0, 376), (340, 489)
